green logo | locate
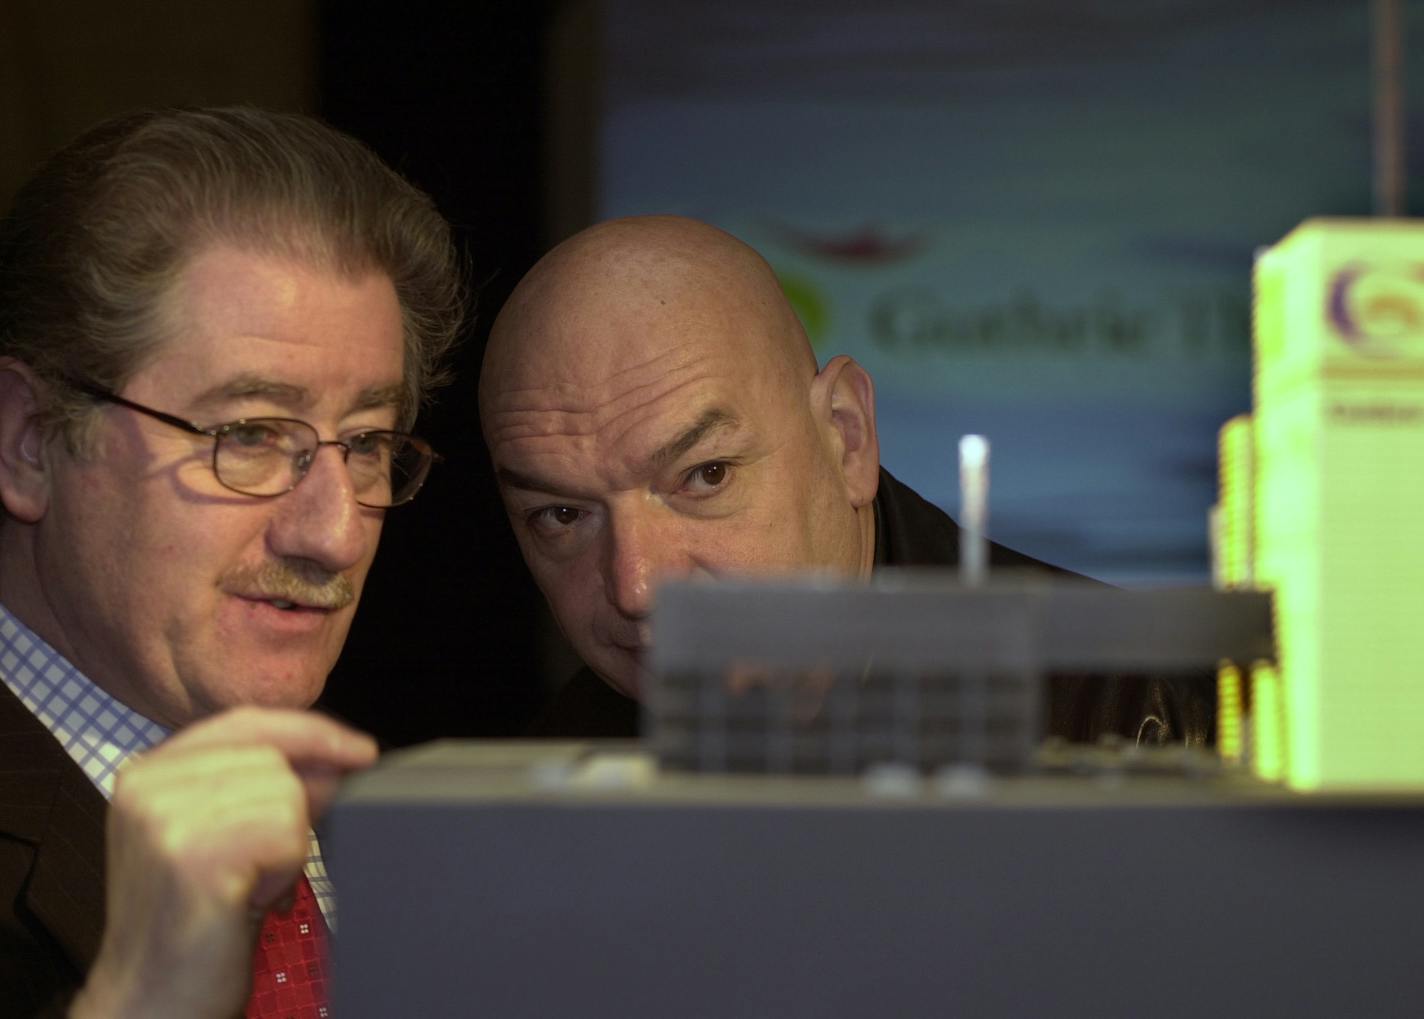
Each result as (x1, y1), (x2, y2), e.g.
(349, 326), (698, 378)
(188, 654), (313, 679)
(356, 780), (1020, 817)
(777, 272), (831, 350)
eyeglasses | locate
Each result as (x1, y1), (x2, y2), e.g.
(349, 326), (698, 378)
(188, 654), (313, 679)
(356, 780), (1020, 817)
(73, 383), (440, 508)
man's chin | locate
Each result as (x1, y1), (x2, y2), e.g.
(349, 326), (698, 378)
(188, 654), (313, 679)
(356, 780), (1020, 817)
(595, 653), (647, 701)
(190, 663), (329, 719)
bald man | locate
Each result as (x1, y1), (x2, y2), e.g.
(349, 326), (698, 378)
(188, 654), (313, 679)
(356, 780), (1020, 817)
(481, 216), (1210, 745)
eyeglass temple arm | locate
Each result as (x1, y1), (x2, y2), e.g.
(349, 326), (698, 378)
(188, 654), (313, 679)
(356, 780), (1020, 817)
(69, 381), (212, 436)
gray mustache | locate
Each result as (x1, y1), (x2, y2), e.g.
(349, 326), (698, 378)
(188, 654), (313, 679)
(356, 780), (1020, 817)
(227, 561), (354, 610)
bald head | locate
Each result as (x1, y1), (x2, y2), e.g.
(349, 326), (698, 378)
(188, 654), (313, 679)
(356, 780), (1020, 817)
(481, 215), (880, 700)
(480, 216), (816, 433)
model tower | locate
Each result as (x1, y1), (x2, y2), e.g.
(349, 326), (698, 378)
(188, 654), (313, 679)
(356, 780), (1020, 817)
(1244, 218), (1424, 790)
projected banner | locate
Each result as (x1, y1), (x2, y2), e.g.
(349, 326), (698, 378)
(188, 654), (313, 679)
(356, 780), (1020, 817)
(728, 218), (1249, 584)
(598, 1), (1417, 583)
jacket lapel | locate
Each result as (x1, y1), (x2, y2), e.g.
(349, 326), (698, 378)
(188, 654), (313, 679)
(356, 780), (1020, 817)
(0, 684), (108, 971)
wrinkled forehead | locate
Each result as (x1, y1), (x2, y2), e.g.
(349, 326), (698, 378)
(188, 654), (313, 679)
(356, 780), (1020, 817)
(480, 292), (812, 492)
(142, 246), (407, 415)
(483, 324), (752, 461)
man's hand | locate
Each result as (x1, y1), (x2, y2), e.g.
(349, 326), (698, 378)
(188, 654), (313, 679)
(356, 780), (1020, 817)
(69, 707), (378, 1019)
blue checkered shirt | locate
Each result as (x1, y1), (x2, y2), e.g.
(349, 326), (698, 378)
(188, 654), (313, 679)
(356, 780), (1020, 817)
(0, 602), (338, 929)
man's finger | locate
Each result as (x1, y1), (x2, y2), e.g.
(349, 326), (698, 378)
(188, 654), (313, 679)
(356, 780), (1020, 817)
(296, 763), (356, 821)
(158, 706), (378, 771)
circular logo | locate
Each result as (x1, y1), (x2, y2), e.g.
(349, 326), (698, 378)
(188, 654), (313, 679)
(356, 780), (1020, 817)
(1327, 262), (1424, 358)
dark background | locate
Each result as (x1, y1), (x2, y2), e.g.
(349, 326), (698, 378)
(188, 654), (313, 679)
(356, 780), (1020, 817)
(316, 2), (559, 744)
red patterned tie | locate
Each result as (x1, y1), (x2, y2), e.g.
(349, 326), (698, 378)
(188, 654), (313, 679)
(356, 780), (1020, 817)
(246, 874), (330, 1019)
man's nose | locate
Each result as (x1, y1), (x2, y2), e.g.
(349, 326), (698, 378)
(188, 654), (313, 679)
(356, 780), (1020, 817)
(266, 445), (372, 572)
(604, 510), (689, 619)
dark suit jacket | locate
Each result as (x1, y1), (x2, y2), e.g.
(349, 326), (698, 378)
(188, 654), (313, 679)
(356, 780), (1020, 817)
(0, 683), (107, 1016)
(529, 467), (1213, 745)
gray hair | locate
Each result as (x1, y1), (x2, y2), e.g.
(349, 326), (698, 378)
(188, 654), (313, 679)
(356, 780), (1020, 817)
(0, 106), (463, 449)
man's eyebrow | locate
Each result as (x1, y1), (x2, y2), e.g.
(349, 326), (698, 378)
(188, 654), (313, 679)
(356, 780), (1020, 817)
(190, 375), (308, 411)
(494, 410), (739, 496)
(646, 409), (738, 471)
(188, 375), (405, 415)
(352, 382), (406, 412)
(496, 465), (560, 493)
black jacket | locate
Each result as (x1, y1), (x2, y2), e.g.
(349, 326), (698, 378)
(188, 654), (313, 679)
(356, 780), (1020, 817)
(530, 468), (1213, 745)
(0, 683), (106, 1017)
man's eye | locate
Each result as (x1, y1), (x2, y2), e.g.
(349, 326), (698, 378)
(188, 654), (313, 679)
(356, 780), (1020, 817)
(225, 422), (285, 449)
(346, 431), (391, 459)
(684, 461), (731, 494)
(530, 505), (584, 530)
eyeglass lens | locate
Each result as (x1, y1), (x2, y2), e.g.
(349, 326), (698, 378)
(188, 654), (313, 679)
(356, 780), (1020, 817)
(214, 419), (430, 507)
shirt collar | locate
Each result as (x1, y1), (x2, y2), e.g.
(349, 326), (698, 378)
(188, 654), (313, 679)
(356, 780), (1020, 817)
(0, 601), (169, 799)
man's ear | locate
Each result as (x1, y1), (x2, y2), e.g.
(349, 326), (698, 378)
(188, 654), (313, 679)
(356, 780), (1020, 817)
(811, 355), (880, 508)
(0, 359), (55, 523)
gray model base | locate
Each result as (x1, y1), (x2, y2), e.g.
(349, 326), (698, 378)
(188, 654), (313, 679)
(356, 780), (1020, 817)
(328, 741), (1424, 1018)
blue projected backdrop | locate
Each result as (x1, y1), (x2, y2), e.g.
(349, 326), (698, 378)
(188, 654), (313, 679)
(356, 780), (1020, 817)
(598, 0), (1422, 584)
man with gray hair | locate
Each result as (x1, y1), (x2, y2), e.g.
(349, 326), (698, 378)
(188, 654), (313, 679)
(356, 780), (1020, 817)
(0, 107), (461, 1015)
